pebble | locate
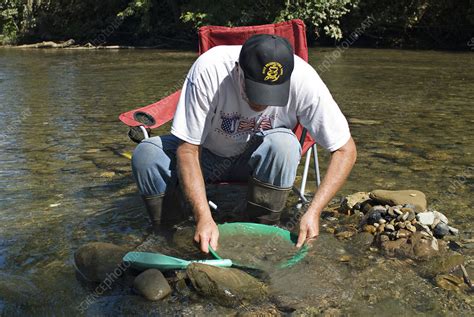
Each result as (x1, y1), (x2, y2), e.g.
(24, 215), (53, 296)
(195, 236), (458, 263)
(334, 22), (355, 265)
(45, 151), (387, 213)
(402, 212), (409, 221)
(420, 231), (432, 238)
(406, 211), (416, 222)
(403, 204), (417, 211)
(400, 207), (414, 214)
(433, 222), (450, 238)
(435, 274), (465, 292)
(406, 224), (417, 233)
(335, 230), (356, 239)
(377, 224), (385, 233)
(338, 255), (352, 262)
(396, 222), (406, 230)
(373, 223), (380, 228)
(417, 212), (435, 225)
(448, 226), (459, 235)
(363, 225), (376, 234)
(431, 238), (439, 251)
(397, 231), (409, 239)
(379, 218), (387, 224)
(387, 207), (396, 217)
(385, 224), (395, 231)
(367, 210), (382, 225)
(433, 211), (449, 224)
(394, 208), (403, 216)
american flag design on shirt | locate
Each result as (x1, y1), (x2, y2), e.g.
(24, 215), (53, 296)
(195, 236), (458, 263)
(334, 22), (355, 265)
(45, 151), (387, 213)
(217, 112), (274, 136)
(220, 114), (240, 134)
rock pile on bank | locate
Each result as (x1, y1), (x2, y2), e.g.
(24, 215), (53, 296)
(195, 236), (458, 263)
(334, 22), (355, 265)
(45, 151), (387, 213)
(339, 189), (459, 259)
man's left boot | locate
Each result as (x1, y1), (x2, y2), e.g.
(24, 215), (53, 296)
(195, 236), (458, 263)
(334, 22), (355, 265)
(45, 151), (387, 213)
(246, 177), (292, 225)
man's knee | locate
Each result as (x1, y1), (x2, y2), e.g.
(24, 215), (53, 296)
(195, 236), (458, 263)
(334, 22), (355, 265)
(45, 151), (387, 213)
(263, 129), (301, 163)
(131, 138), (167, 176)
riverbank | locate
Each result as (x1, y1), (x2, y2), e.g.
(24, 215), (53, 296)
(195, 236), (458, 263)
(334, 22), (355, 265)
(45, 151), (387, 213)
(3, 38), (474, 52)
(0, 39), (171, 50)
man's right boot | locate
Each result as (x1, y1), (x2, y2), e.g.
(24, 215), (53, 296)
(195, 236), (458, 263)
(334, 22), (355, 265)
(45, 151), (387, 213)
(142, 194), (166, 227)
(246, 177), (292, 225)
(142, 192), (186, 229)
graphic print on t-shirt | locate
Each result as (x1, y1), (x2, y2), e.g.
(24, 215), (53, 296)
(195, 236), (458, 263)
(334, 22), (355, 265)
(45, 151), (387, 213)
(217, 111), (275, 139)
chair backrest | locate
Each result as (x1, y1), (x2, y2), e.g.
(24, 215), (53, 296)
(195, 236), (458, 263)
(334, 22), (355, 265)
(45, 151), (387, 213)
(198, 19), (308, 61)
(119, 19), (315, 154)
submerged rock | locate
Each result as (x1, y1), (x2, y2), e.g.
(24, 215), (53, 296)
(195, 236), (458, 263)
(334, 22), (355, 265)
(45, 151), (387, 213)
(133, 269), (171, 301)
(74, 242), (129, 282)
(379, 232), (441, 260)
(419, 253), (465, 278)
(434, 274), (466, 292)
(370, 190), (427, 212)
(186, 263), (267, 307)
(0, 273), (41, 306)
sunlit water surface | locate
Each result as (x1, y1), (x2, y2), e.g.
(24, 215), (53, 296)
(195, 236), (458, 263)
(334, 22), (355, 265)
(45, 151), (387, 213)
(0, 47), (472, 315)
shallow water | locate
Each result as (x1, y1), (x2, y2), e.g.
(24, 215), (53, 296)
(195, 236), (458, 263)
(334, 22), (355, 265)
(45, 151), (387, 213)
(0, 47), (473, 315)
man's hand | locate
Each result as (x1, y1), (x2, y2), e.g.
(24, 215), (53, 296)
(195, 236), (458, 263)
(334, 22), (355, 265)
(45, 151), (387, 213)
(295, 137), (356, 248)
(194, 215), (219, 253)
(296, 211), (319, 248)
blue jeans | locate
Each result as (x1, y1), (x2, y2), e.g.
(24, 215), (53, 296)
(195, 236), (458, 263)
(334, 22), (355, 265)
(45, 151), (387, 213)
(131, 128), (301, 196)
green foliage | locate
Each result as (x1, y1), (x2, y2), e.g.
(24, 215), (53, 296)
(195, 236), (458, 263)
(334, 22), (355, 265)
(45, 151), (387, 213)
(343, 0), (474, 48)
(178, 0), (357, 40)
(277, 0), (358, 39)
(0, 0), (472, 48)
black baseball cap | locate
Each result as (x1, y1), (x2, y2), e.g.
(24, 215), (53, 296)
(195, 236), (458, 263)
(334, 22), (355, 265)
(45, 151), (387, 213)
(239, 34), (294, 107)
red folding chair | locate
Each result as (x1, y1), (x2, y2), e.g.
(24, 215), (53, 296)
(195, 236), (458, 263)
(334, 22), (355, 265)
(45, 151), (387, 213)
(119, 19), (321, 207)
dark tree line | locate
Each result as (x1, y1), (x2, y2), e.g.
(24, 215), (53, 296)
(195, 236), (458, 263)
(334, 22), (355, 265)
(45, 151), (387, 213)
(1, 0), (473, 49)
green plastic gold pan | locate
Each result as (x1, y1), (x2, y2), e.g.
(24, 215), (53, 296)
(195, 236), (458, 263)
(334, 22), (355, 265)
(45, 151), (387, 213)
(209, 222), (309, 269)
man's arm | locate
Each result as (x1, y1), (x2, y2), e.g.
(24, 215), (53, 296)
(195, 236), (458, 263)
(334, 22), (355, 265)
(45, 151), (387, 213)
(296, 137), (357, 247)
(176, 142), (218, 253)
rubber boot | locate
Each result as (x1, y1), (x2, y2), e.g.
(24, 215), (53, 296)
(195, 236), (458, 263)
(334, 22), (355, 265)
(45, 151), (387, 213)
(246, 177), (292, 225)
(142, 191), (187, 228)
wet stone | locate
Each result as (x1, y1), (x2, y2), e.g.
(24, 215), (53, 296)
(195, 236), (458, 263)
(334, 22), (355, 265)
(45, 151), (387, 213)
(434, 274), (466, 292)
(341, 192), (370, 211)
(351, 232), (374, 250)
(433, 211), (449, 224)
(186, 263), (268, 307)
(74, 242), (129, 282)
(417, 212), (435, 226)
(433, 223), (450, 239)
(133, 269), (171, 301)
(370, 189), (427, 212)
(363, 225), (376, 234)
(418, 253), (464, 278)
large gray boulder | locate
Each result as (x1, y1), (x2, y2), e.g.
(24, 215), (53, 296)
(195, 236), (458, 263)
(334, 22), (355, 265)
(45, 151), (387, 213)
(370, 189), (427, 212)
(186, 263), (267, 307)
(74, 242), (129, 282)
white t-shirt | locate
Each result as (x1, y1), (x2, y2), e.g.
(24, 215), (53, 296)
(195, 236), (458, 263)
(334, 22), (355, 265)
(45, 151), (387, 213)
(171, 45), (351, 157)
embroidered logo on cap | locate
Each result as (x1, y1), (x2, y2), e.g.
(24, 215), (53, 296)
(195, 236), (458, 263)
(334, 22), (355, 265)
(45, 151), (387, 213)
(262, 62), (283, 82)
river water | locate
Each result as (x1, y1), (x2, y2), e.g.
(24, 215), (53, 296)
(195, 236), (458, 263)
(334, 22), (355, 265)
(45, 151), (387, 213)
(0, 47), (472, 315)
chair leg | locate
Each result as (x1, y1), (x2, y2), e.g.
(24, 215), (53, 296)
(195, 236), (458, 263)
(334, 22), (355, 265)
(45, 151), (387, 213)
(312, 144), (321, 187)
(297, 147), (312, 209)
